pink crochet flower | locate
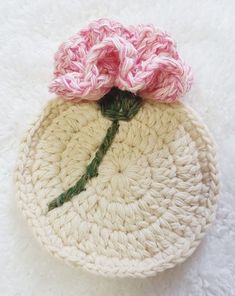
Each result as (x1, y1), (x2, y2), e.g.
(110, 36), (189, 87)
(49, 18), (192, 103)
(48, 19), (194, 211)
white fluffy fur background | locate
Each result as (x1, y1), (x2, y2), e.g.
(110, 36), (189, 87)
(0, 0), (235, 295)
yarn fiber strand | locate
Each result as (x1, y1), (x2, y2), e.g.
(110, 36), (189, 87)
(48, 120), (119, 211)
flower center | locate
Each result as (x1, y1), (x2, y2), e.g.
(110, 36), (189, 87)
(99, 87), (142, 121)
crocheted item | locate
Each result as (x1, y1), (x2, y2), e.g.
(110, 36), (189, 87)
(15, 19), (219, 278)
(15, 98), (219, 278)
(49, 18), (192, 103)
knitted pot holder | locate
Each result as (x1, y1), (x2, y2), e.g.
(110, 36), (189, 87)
(15, 19), (219, 278)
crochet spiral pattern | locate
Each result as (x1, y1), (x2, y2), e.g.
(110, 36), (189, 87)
(15, 19), (219, 277)
(15, 99), (219, 277)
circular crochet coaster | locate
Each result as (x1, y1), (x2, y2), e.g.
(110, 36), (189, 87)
(15, 98), (219, 278)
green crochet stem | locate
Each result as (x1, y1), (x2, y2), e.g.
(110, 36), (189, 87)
(48, 87), (142, 211)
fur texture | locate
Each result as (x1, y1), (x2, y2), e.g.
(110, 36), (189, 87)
(0, 0), (235, 295)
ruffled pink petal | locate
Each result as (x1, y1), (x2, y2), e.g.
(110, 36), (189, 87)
(130, 24), (179, 60)
(49, 18), (193, 103)
(138, 56), (193, 102)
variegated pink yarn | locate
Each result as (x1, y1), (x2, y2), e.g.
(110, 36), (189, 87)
(49, 18), (193, 102)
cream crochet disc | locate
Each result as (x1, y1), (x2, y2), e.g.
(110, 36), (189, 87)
(15, 98), (219, 278)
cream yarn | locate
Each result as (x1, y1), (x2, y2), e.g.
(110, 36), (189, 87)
(15, 98), (219, 278)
